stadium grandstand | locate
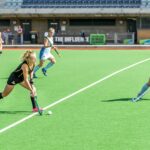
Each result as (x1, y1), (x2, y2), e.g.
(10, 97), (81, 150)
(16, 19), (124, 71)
(0, 0), (150, 45)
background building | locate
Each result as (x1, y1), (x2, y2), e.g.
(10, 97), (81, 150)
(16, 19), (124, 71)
(0, 0), (150, 44)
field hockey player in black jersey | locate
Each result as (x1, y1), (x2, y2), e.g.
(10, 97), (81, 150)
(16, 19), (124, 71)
(0, 50), (43, 112)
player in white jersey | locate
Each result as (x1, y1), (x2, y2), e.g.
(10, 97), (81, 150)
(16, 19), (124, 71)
(33, 28), (56, 78)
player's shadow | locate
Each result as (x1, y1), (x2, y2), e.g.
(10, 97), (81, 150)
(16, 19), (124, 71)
(101, 98), (150, 102)
(0, 77), (8, 80)
(0, 110), (31, 115)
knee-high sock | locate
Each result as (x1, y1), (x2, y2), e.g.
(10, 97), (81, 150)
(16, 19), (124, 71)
(34, 65), (40, 74)
(30, 96), (36, 109)
(138, 83), (149, 96)
(44, 62), (54, 71)
(0, 93), (3, 99)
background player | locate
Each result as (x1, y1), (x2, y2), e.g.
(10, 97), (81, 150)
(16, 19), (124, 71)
(33, 28), (58, 78)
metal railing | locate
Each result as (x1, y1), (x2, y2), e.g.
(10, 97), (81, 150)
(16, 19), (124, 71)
(3, 0), (148, 9)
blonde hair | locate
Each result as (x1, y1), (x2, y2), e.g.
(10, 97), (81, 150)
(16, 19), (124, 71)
(22, 50), (36, 66)
(49, 28), (55, 33)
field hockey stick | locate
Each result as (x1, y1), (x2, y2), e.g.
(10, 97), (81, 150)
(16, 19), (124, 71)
(45, 45), (61, 57)
(132, 88), (150, 102)
(53, 47), (61, 57)
(34, 96), (43, 115)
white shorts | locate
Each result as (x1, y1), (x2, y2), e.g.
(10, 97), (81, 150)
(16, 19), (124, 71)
(40, 53), (54, 60)
(39, 49), (54, 60)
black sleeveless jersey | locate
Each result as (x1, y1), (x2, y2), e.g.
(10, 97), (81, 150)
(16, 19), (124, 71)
(13, 61), (33, 77)
(7, 61), (34, 85)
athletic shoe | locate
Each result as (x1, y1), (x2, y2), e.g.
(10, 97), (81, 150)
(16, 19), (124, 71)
(131, 98), (136, 102)
(32, 107), (43, 112)
(33, 73), (38, 78)
(42, 68), (47, 76)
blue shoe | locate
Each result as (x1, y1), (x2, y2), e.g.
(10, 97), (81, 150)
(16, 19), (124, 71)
(42, 68), (47, 76)
(33, 73), (38, 78)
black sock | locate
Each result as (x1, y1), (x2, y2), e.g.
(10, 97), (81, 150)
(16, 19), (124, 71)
(30, 96), (36, 109)
(0, 93), (3, 99)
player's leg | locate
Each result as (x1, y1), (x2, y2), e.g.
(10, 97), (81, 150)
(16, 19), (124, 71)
(0, 84), (14, 99)
(20, 82), (43, 112)
(34, 60), (45, 72)
(138, 79), (150, 97)
(0, 43), (2, 54)
(33, 60), (45, 78)
(33, 48), (45, 78)
(20, 81), (38, 111)
(132, 78), (150, 102)
(0, 48), (2, 54)
(42, 55), (56, 76)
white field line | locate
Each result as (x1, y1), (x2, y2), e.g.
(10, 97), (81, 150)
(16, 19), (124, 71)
(0, 57), (150, 134)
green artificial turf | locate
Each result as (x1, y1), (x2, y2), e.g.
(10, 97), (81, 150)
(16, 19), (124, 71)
(0, 49), (150, 150)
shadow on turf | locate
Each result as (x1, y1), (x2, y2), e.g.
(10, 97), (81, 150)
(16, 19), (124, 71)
(0, 77), (45, 80)
(0, 77), (8, 80)
(101, 98), (150, 102)
(0, 110), (31, 115)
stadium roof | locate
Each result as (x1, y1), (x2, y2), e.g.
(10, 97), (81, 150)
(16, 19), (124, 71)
(0, 0), (150, 17)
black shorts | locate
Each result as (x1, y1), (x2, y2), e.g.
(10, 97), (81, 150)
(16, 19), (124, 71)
(7, 73), (23, 85)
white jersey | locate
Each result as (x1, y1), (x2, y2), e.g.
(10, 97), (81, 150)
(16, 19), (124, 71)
(39, 36), (55, 60)
(44, 37), (54, 54)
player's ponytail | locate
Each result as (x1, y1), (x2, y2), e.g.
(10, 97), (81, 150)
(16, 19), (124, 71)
(22, 50), (36, 66)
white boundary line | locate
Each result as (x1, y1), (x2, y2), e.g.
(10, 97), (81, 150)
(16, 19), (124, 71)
(0, 57), (150, 134)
